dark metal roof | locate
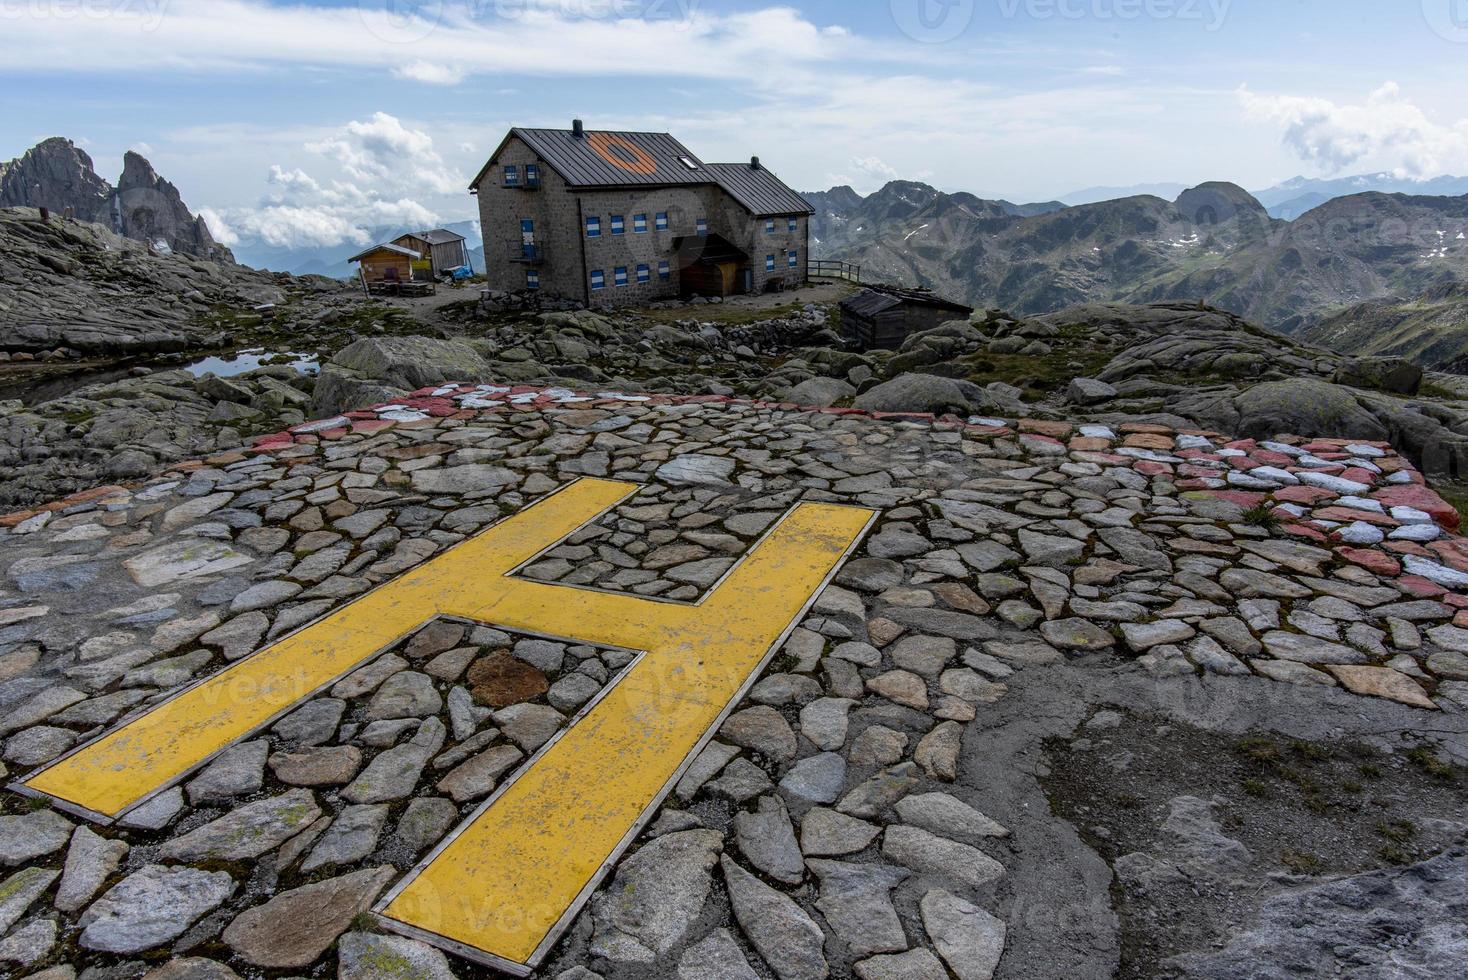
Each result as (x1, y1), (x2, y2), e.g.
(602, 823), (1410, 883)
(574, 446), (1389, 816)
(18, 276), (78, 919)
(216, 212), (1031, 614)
(509, 128), (710, 188)
(414, 229), (465, 245)
(704, 163), (814, 217)
(840, 286), (973, 319)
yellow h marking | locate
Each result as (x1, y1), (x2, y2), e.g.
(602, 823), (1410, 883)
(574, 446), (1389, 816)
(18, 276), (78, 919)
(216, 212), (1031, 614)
(22, 478), (875, 974)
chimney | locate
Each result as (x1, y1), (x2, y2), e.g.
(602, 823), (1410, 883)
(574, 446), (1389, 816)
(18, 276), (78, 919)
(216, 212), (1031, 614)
(572, 119), (584, 139)
(751, 155), (761, 170)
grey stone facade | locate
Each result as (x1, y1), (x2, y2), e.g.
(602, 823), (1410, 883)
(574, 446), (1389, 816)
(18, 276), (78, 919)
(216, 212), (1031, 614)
(475, 134), (810, 308)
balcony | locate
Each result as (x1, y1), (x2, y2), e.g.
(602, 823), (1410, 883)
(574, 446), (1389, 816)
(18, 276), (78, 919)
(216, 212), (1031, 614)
(508, 243), (547, 264)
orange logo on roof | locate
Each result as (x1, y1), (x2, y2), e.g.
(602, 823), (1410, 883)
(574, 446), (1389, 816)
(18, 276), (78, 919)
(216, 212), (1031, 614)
(587, 133), (658, 175)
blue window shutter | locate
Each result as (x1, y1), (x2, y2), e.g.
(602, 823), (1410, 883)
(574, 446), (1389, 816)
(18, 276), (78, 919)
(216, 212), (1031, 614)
(658, 260), (670, 279)
(611, 215), (624, 235)
(765, 254), (775, 271)
(586, 216), (600, 238)
(656, 212), (669, 231)
(789, 217), (798, 232)
(591, 269), (604, 290)
(504, 165), (519, 186)
(788, 250), (798, 268)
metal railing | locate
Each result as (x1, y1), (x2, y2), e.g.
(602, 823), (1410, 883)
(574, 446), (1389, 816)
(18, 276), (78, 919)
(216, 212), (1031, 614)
(508, 243), (547, 264)
(809, 259), (862, 283)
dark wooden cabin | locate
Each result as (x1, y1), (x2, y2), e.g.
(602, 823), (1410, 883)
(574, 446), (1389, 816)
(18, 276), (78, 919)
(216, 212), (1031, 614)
(840, 286), (974, 351)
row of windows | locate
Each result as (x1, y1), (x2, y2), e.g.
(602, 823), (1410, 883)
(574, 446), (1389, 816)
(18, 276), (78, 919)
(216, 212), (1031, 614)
(584, 252), (799, 291)
(586, 213), (673, 238)
(590, 261), (672, 290)
(585, 214), (798, 238)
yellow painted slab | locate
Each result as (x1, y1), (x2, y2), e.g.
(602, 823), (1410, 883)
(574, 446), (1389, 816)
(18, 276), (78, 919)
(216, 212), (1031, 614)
(23, 479), (640, 819)
(380, 500), (875, 969)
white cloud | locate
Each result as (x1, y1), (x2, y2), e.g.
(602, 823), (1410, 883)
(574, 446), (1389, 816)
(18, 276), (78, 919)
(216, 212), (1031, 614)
(393, 61), (467, 85)
(306, 112), (462, 195)
(1239, 82), (1468, 179)
(202, 113), (453, 249)
(3, 0), (860, 81)
(851, 156), (899, 181)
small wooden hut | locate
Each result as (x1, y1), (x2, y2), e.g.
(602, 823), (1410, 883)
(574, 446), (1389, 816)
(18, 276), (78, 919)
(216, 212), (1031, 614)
(839, 285), (974, 351)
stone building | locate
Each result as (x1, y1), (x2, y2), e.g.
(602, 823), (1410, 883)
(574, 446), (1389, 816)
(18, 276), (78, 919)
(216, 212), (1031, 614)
(471, 122), (813, 306)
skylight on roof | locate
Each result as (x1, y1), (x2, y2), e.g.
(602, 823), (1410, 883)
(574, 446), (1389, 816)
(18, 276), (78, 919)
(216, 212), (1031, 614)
(678, 155), (699, 170)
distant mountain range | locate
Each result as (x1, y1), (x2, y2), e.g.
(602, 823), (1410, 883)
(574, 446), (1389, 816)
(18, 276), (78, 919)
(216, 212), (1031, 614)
(803, 178), (1468, 362)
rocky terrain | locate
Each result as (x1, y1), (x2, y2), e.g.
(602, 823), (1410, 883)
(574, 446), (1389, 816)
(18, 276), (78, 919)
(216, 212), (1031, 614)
(0, 377), (1465, 979)
(806, 179), (1468, 345)
(0, 139), (230, 261)
(1300, 281), (1468, 370)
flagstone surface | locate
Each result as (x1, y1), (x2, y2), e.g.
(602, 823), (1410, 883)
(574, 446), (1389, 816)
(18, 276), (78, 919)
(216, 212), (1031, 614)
(1, 381), (1467, 979)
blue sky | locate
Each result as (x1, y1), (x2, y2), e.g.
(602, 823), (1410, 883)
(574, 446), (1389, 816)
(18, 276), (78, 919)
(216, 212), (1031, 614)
(5, 0), (1466, 250)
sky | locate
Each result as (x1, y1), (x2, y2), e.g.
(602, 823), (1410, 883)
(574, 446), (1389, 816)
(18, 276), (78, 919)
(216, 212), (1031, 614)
(4, 0), (1467, 251)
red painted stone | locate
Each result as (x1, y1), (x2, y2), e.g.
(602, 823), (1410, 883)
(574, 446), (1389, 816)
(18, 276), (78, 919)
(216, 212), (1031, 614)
(1134, 461), (1174, 477)
(1372, 485), (1461, 531)
(1336, 547), (1401, 577)
(1281, 523), (1329, 543)
(1177, 479), (1223, 491)
(1382, 541), (1433, 558)
(351, 419), (395, 434)
(1223, 439), (1257, 451)
(1399, 576), (1449, 598)
(1272, 486), (1337, 505)
(1312, 507), (1399, 527)
(1251, 450), (1294, 467)
(1340, 468), (1380, 486)
(1228, 457), (1262, 471)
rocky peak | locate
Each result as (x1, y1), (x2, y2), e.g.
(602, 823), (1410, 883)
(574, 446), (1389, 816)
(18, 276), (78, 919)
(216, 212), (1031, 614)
(0, 137), (113, 222)
(0, 138), (231, 262)
(1174, 181), (1268, 226)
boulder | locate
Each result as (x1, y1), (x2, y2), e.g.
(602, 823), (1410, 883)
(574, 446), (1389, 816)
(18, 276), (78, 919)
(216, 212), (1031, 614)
(1335, 356), (1423, 395)
(854, 374), (996, 416)
(1065, 377), (1118, 405)
(312, 337), (491, 415)
(786, 377), (856, 408)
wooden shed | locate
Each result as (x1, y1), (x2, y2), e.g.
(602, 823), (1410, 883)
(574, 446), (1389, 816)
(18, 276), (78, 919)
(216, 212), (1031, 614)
(839, 286), (974, 351)
(348, 242), (423, 285)
(393, 229), (470, 276)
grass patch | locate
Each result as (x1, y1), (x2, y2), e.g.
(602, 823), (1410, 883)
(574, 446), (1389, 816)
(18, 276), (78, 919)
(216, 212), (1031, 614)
(1241, 503), (1282, 530)
(1407, 747), (1455, 782)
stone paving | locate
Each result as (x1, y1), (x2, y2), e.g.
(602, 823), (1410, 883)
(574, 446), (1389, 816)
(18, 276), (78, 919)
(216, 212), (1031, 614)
(2, 381), (1468, 979)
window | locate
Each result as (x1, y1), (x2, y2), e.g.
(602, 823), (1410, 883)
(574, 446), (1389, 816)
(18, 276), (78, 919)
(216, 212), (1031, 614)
(765, 254), (776, 272)
(526, 269), (540, 290)
(503, 165), (519, 187)
(636, 263), (650, 284)
(585, 216), (601, 238)
(590, 269), (605, 290)
(633, 214), (648, 234)
(696, 217), (708, 236)
(788, 249), (798, 268)
(525, 164), (540, 187)
(655, 211), (669, 231)
(614, 266), (629, 287)
(521, 218), (535, 235)
(764, 218), (775, 233)
(788, 216), (799, 232)
(678, 155), (700, 170)
(658, 259), (670, 280)
(610, 215), (625, 236)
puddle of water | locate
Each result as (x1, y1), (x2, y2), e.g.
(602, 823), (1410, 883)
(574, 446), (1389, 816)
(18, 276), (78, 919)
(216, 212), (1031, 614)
(185, 348), (319, 378)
